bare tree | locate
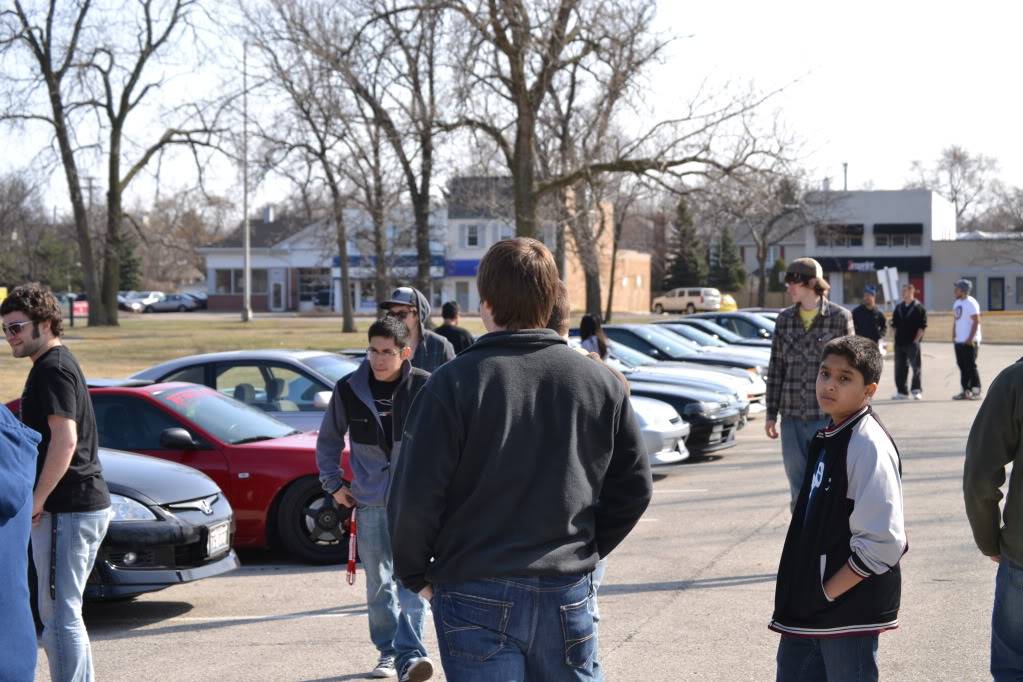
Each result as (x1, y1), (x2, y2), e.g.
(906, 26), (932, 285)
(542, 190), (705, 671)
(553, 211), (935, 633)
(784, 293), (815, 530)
(907, 145), (997, 228)
(0, 0), (224, 324)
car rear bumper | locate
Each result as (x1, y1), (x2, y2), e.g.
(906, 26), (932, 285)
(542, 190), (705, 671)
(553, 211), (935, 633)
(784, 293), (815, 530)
(86, 550), (240, 600)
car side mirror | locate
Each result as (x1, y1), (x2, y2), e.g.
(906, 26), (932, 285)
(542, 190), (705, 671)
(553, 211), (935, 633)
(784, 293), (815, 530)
(648, 348), (661, 358)
(160, 427), (197, 450)
(313, 391), (332, 410)
(759, 329), (771, 338)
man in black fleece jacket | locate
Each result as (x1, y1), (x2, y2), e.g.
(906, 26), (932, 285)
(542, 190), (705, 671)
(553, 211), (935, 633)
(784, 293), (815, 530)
(388, 238), (651, 682)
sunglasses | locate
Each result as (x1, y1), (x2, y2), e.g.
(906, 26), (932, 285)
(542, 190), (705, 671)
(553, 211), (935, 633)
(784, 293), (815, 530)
(2, 320), (32, 337)
(385, 309), (416, 321)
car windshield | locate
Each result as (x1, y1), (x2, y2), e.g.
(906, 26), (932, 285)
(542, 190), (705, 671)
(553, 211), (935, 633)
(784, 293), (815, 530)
(687, 319), (744, 343)
(302, 354), (360, 384)
(607, 340), (657, 367)
(631, 326), (697, 358)
(738, 313), (776, 331)
(151, 385), (298, 445)
(659, 323), (726, 347)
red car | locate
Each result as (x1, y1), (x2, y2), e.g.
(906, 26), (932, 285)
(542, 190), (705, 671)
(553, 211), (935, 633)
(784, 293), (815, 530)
(11, 382), (352, 564)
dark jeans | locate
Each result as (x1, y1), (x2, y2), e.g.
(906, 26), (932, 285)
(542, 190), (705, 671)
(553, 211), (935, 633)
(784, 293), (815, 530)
(954, 343), (982, 393)
(776, 634), (879, 682)
(893, 342), (922, 394)
(992, 557), (1023, 681)
(432, 573), (600, 682)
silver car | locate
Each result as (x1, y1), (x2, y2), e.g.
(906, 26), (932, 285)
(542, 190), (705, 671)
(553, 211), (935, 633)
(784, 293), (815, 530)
(148, 293), (200, 313)
(130, 350), (361, 432)
(631, 395), (691, 471)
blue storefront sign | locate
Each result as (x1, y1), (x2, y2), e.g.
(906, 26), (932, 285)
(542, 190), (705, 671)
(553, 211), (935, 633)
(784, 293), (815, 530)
(445, 259), (482, 277)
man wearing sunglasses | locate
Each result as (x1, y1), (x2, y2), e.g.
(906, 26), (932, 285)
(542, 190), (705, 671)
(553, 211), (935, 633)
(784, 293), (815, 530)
(379, 287), (455, 372)
(317, 316), (434, 681)
(1, 284), (111, 681)
(765, 258), (854, 510)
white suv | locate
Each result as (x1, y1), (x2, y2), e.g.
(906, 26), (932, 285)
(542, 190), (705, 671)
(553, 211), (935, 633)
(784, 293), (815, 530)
(652, 287), (722, 314)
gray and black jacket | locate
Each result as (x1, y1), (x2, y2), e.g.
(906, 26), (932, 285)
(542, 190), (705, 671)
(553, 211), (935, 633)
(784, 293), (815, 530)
(407, 288), (456, 372)
(770, 406), (907, 637)
(316, 360), (430, 507)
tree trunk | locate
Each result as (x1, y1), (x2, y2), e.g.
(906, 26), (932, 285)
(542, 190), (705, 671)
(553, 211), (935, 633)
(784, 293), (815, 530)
(604, 212), (626, 322)
(512, 113), (538, 238)
(412, 194), (431, 296)
(756, 244), (768, 308)
(371, 187), (389, 305)
(584, 266), (602, 317)
(97, 128), (122, 326)
(327, 182), (355, 333)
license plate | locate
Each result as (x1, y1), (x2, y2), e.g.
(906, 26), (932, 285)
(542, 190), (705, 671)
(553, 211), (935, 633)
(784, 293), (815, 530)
(710, 425), (723, 440)
(207, 522), (230, 557)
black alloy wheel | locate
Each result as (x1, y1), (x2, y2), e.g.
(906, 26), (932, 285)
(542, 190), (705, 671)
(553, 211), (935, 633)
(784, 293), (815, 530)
(277, 476), (349, 564)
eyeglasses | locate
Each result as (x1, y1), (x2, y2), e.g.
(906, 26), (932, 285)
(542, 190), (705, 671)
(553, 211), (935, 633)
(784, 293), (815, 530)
(2, 320), (32, 337)
(367, 347), (402, 358)
(385, 309), (416, 321)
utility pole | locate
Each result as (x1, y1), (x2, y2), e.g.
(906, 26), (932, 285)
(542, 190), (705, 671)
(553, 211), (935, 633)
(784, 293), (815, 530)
(241, 44), (253, 323)
(842, 162), (848, 191)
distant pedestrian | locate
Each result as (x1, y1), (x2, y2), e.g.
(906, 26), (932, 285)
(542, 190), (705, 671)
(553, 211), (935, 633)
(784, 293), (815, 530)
(579, 313), (609, 360)
(891, 283), (927, 400)
(964, 358), (1023, 681)
(379, 287), (455, 372)
(952, 279), (982, 400)
(852, 284), (887, 345)
(0, 403), (42, 682)
(2, 284), (112, 682)
(766, 258), (855, 510)
(316, 317), (434, 681)
(771, 336), (907, 682)
(433, 301), (474, 354)
(389, 238), (652, 681)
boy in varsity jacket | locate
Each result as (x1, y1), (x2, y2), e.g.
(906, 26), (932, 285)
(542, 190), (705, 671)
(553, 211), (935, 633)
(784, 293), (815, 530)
(770, 335), (907, 681)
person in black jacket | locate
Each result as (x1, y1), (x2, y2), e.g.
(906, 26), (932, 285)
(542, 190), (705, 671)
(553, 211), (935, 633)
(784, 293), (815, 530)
(890, 283), (927, 400)
(852, 285), (887, 345)
(388, 238), (652, 682)
(771, 336), (906, 682)
(433, 301), (474, 354)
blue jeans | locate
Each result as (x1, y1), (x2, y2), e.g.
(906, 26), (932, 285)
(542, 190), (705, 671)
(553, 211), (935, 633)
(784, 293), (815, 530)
(357, 506), (428, 671)
(776, 634), (879, 682)
(32, 508), (111, 682)
(432, 573), (600, 682)
(590, 559), (607, 677)
(992, 557), (1023, 680)
(780, 417), (829, 510)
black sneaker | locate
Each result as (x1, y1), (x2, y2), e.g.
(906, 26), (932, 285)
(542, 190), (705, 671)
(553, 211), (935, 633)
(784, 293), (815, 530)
(400, 657), (434, 682)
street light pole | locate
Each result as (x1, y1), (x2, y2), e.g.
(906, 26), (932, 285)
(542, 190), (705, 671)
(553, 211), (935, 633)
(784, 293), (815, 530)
(241, 43), (253, 323)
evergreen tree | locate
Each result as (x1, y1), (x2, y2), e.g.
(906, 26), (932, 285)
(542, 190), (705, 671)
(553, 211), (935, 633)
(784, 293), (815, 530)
(709, 226), (746, 292)
(118, 236), (143, 291)
(663, 198), (708, 290)
(769, 258), (787, 292)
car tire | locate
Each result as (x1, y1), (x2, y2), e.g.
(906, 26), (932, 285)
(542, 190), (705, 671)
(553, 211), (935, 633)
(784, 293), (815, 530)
(177, 305), (187, 312)
(653, 304), (664, 314)
(144, 305), (154, 313)
(277, 476), (349, 564)
(686, 303), (696, 314)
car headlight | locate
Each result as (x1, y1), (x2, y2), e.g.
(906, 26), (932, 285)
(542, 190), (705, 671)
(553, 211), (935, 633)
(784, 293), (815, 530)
(110, 494), (157, 521)
(683, 401), (719, 417)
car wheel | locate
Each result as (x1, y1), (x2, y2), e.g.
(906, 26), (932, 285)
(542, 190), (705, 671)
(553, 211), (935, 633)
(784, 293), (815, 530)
(177, 305), (187, 312)
(277, 476), (349, 564)
(144, 305), (154, 313)
(686, 303), (696, 314)
(653, 304), (664, 314)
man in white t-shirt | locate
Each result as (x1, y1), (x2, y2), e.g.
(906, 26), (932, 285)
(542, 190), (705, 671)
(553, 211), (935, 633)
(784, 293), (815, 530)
(952, 279), (982, 400)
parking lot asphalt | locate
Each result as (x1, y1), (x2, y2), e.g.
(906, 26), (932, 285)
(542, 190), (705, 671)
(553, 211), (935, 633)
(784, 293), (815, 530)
(46, 341), (1016, 681)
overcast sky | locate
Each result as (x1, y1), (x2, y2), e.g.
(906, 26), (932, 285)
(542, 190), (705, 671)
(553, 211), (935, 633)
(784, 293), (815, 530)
(650, 0), (1022, 191)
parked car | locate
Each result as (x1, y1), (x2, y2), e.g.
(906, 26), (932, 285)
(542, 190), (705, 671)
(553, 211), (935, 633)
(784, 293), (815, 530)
(651, 287), (722, 314)
(651, 322), (771, 365)
(669, 318), (772, 348)
(46, 382), (353, 564)
(601, 324), (765, 376)
(628, 381), (741, 455)
(631, 395), (691, 470)
(118, 292), (143, 313)
(742, 306), (784, 320)
(184, 291), (208, 310)
(130, 350), (362, 432)
(128, 291), (166, 312)
(690, 311), (776, 340)
(148, 293), (200, 313)
(719, 294), (739, 312)
(88, 448), (240, 599)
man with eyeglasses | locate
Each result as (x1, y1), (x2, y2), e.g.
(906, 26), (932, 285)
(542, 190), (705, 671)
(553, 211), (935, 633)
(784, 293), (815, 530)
(1, 284), (111, 681)
(765, 258), (854, 510)
(379, 287), (454, 372)
(316, 316), (434, 681)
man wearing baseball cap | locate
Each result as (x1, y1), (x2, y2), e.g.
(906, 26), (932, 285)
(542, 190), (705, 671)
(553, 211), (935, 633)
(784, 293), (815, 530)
(852, 283), (887, 346)
(952, 279), (982, 400)
(765, 257), (854, 509)
(379, 287), (455, 373)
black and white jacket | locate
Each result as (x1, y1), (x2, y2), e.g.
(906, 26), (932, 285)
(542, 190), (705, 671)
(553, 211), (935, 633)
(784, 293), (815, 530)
(770, 406), (907, 637)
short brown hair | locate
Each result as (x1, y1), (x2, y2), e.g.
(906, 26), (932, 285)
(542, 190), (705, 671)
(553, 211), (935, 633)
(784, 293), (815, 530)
(0, 283), (63, 336)
(545, 281), (570, 336)
(477, 238), (560, 331)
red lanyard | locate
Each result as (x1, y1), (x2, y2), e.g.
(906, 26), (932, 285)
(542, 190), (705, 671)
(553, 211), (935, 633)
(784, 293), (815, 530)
(346, 508), (358, 585)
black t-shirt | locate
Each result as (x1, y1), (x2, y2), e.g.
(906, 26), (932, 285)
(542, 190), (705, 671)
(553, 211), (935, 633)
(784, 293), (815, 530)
(435, 323), (475, 354)
(368, 373), (401, 451)
(20, 345), (109, 513)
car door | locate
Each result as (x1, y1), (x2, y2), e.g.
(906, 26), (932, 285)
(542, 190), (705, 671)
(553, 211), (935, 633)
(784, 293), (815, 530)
(91, 393), (232, 498)
(214, 361), (327, 432)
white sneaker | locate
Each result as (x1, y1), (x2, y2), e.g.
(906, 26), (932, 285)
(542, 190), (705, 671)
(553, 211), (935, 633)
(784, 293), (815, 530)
(972, 387), (982, 398)
(891, 393), (909, 400)
(371, 656), (397, 679)
(912, 391), (923, 400)
(400, 656), (434, 682)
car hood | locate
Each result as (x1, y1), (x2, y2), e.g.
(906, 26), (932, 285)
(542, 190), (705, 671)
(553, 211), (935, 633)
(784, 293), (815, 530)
(233, 430), (320, 452)
(629, 380), (734, 403)
(627, 367), (748, 392)
(695, 345), (770, 362)
(629, 395), (683, 426)
(100, 448), (220, 505)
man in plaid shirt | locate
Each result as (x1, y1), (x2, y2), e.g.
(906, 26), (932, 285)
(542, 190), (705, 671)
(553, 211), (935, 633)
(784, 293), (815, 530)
(765, 258), (855, 509)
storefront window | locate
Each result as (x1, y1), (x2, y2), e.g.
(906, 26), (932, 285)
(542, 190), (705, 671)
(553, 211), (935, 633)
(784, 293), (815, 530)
(215, 269), (232, 294)
(215, 268), (267, 294)
(842, 272), (888, 305)
(815, 224), (863, 248)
